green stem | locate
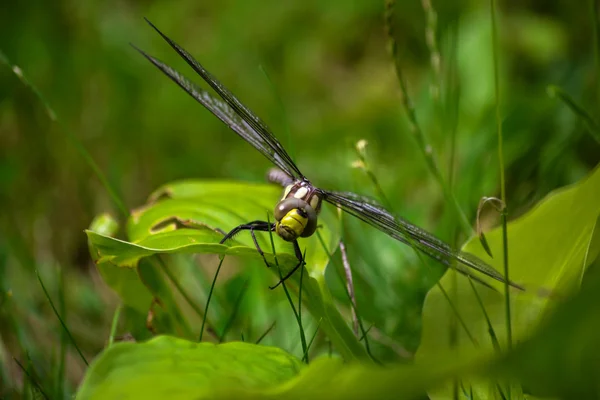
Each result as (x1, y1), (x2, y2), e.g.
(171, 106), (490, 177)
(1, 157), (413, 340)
(501, 211), (512, 347)
(385, 0), (471, 237)
(218, 280), (249, 342)
(255, 321), (277, 344)
(315, 230), (378, 360)
(0, 50), (128, 218)
(108, 303), (122, 347)
(36, 270), (88, 366)
(490, 0), (512, 352)
(199, 256), (225, 341)
(158, 256), (207, 321)
(266, 215), (307, 358)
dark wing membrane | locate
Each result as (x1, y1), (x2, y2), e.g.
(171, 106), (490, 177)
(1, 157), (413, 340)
(140, 18), (304, 180)
(320, 190), (524, 290)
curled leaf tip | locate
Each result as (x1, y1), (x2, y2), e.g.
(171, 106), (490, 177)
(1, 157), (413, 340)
(478, 232), (494, 258)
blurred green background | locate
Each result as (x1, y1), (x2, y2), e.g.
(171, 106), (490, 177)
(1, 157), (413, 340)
(1, 0), (598, 396)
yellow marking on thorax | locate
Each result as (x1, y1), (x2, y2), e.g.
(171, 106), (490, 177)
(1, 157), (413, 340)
(309, 195), (320, 211)
(294, 186), (308, 199)
(281, 184), (293, 200)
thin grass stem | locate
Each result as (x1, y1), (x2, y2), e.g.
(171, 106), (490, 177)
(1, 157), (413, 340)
(354, 145), (477, 345)
(218, 280), (249, 343)
(108, 303), (122, 347)
(255, 321), (277, 344)
(302, 319), (322, 363)
(384, 4), (498, 354)
(580, 218), (599, 286)
(315, 230), (378, 362)
(298, 253), (307, 361)
(421, 0), (442, 102)
(0, 50), (128, 218)
(384, 0), (472, 236)
(468, 278), (500, 351)
(265, 215), (307, 358)
(358, 324), (374, 342)
(490, 0), (512, 356)
(14, 358), (49, 400)
(339, 240), (358, 336)
(547, 85), (600, 143)
(36, 270), (88, 366)
(199, 256), (225, 341)
(157, 256), (208, 322)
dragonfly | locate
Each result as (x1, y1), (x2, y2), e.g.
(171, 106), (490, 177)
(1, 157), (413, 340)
(133, 19), (523, 291)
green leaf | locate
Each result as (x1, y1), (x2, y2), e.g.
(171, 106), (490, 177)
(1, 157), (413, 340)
(75, 336), (304, 399)
(417, 165), (600, 398)
(76, 335), (483, 400)
(494, 256), (600, 399)
(88, 180), (369, 360)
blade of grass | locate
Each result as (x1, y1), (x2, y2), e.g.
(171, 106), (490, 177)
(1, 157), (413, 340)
(353, 143), (478, 346)
(14, 358), (49, 400)
(445, 18), (461, 188)
(297, 251), (307, 361)
(265, 214), (307, 359)
(358, 324), (374, 342)
(468, 278), (500, 351)
(386, 0), (504, 363)
(383, 0), (472, 236)
(108, 303), (122, 347)
(490, 0), (512, 352)
(421, 0), (442, 101)
(314, 230), (379, 362)
(157, 255), (214, 332)
(0, 50), (128, 218)
(580, 217), (600, 286)
(36, 269), (88, 366)
(198, 255), (225, 341)
(490, 1), (513, 397)
(547, 85), (600, 144)
(218, 279), (249, 343)
(301, 319), (322, 363)
(339, 240), (358, 336)
(255, 321), (277, 344)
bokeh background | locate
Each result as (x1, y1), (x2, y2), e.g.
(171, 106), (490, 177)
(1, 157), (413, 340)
(1, 0), (598, 396)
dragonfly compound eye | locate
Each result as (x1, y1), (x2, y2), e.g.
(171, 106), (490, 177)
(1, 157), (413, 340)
(274, 198), (317, 241)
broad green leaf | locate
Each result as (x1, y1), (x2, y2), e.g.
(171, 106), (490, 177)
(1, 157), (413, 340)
(418, 165), (600, 398)
(76, 335), (486, 400)
(88, 180), (368, 360)
(494, 256), (600, 399)
(76, 266), (600, 400)
(87, 215), (192, 337)
(87, 215), (153, 314)
(75, 336), (304, 399)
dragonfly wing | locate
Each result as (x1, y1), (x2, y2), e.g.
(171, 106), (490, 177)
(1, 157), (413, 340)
(139, 19), (305, 180)
(320, 190), (523, 290)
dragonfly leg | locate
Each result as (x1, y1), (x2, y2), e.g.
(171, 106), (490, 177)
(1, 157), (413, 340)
(269, 240), (304, 290)
(220, 221), (274, 268)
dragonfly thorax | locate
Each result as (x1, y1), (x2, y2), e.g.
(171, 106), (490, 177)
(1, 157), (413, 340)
(273, 181), (322, 241)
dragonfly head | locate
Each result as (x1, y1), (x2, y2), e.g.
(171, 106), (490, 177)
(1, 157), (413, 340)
(274, 198), (318, 241)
